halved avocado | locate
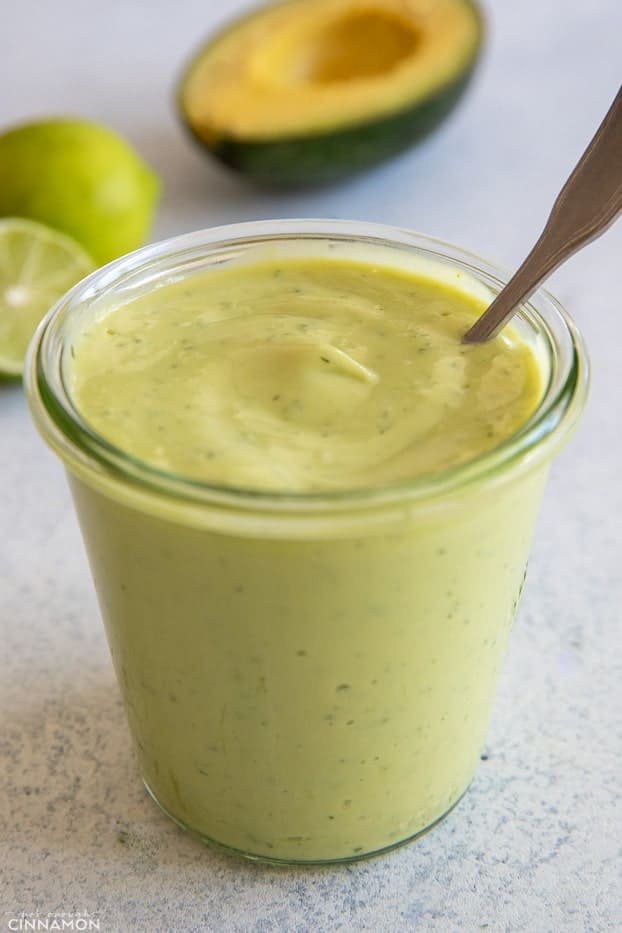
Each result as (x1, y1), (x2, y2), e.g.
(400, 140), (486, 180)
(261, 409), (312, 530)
(178, 0), (484, 187)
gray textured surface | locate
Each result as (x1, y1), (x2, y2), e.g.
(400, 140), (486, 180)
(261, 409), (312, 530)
(1, 1), (621, 931)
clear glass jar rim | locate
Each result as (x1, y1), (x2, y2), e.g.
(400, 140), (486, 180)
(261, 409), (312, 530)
(25, 219), (590, 518)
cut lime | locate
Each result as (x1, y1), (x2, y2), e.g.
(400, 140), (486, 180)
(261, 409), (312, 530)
(0, 218), (94, 377)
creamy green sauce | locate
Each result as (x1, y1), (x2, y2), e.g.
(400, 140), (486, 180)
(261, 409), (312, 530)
(65, 255), (547, 861)
(70, 257), (541, 490)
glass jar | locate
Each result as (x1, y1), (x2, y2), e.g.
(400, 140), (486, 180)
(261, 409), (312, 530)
(25, 220), (589, 864)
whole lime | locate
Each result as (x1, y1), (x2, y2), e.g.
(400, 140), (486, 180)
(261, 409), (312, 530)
(0, 118), (160, 264)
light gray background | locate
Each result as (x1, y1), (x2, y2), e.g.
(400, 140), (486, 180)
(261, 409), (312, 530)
(1, 1), (621, 931)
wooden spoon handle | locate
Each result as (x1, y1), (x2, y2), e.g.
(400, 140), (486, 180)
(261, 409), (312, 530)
(464, 85), (622, 344)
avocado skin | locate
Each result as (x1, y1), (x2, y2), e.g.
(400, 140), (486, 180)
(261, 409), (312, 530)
(212, 65), (479, 188)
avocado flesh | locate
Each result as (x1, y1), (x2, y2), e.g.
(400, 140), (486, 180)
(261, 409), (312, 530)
(179, 0), (483, 186)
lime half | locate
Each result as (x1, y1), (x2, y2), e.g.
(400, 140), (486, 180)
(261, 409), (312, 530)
(0, 218), (94, 377)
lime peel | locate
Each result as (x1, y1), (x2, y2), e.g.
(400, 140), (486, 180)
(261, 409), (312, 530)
(0, 118), (160, 264)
